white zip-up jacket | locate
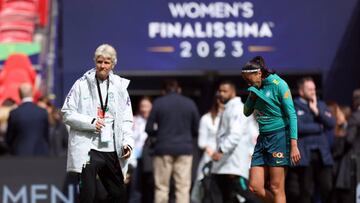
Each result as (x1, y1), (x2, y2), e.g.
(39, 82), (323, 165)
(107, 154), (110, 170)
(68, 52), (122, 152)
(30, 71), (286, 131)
(211, 97), (258, 178)
(61, 68), (134, 176)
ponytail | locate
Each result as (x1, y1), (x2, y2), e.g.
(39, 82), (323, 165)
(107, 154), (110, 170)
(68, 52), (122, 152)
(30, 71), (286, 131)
(242, 56), (274, 77)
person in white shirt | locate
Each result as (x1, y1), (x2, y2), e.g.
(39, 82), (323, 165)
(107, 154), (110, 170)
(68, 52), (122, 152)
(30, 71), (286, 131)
(191, 96), (223, 202)
(128, 96), (152, 203)
(211, 81), (260, 203)
(132, 97), (152, 165)
(61, 44), (134, 203)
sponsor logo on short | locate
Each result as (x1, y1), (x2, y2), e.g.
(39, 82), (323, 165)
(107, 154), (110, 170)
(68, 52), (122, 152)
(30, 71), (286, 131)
(272, 152), (284, 158)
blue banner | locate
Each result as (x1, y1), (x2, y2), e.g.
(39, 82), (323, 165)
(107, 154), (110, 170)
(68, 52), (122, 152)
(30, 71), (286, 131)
(62, 0), (357, 75)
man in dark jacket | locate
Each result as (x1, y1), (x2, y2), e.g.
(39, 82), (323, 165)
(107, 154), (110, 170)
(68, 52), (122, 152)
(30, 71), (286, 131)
(291, 77), (335, 203)
(145, 79), (200, 203)
(6, 84), (49, 156)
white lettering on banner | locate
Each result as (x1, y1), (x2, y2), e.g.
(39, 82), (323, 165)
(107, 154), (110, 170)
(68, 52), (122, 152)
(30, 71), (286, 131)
(214, 41), (226, 57)
(2, 184), (74, 203)
(180, 41), (192, 57)
(31, 184), (47, 203)
(168, 2), (253, 19)
(197, 41), (210, 57)
(148, 22), (274, 39)
(3, 186), (26, 203)
(179, 41), (244, 58)
(148, 1), (275, 58)
(51, 185), (74, 203)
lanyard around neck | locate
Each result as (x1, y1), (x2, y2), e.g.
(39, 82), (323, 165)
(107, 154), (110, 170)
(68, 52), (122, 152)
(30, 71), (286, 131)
(96, 77), (109, 117)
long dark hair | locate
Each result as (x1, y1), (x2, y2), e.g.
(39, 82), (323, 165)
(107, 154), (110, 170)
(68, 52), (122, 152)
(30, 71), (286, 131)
(243, 56), (274, 78)
(209, 96), (221, 121)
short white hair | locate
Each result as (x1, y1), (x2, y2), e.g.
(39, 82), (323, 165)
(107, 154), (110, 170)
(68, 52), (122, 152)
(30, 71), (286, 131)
(93, 44), (117, 67)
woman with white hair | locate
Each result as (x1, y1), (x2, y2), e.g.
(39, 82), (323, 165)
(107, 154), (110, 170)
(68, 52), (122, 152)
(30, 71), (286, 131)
(62, 44), (134, 203)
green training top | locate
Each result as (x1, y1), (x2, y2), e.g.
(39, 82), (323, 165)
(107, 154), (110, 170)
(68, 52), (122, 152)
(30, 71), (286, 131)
(244, 74), (298, 139)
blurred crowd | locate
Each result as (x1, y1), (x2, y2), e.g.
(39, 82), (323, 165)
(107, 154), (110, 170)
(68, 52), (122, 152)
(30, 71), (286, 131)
(0, 77), (359, 203)
(0, 83), (68, 157)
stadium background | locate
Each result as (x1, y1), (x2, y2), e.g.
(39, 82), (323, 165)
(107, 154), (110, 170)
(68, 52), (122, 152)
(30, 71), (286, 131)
(0, 0), (359, 202)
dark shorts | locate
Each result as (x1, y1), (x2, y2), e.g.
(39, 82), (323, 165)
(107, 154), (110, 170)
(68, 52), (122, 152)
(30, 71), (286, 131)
(251, 127), (290, 167)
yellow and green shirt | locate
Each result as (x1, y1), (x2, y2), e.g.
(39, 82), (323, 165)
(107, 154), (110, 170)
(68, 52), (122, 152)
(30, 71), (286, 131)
(244, 74), (297, 139)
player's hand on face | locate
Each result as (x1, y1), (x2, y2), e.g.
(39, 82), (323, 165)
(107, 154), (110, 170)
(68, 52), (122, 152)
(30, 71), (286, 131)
(250, 92), (258, 101)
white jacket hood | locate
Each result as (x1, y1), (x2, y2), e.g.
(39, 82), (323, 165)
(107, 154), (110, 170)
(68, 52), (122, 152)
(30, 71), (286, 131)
(62, 68), (134, 177)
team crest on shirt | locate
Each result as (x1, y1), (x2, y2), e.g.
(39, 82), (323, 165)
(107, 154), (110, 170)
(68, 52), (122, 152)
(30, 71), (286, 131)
(272, 79), (280, 85)
(265, 91), (271, 97)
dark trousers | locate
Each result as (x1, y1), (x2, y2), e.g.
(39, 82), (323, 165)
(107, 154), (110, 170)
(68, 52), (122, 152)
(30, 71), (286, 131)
(128, 159), (154, 203)
(297, 150), (333, 203)
(79, 150), (126, 203)
(140, 172), (154, 203)
(213, 174), (261, 203)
